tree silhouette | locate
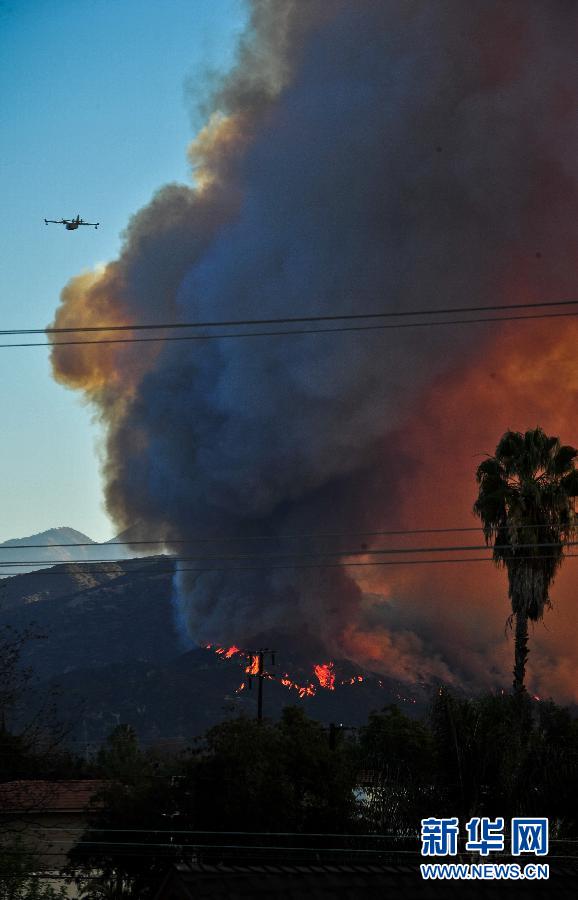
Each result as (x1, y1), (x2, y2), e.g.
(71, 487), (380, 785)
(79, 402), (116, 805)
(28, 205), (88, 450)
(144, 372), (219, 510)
(474, 428), (578, 693)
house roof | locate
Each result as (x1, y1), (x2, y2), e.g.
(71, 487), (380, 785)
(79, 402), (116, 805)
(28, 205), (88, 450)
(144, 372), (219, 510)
(152, 860), (578, 899)
(0, 780), (105, 813)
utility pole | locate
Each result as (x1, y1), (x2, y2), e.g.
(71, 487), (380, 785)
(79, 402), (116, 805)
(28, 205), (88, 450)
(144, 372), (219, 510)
(328, 723), (355, 750)
(245, 648), (277, 722)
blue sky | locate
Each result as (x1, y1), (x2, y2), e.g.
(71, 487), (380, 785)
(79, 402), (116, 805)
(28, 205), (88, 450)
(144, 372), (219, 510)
(0, 0), (247, 541)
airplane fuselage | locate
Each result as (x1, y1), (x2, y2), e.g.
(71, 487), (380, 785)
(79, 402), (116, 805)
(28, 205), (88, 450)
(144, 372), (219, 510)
(44, 215), (98, 229)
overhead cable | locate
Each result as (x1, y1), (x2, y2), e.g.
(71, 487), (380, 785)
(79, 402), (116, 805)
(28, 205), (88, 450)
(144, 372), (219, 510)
(0, 539), (576, 566)
(4, 308), (578, 349)
(4, 295), (578, 336)
(2, 552), (578, 576)
(0, 521), (572, 550)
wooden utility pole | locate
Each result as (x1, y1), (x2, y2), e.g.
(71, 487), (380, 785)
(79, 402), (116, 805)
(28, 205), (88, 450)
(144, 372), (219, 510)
(328, 723), (355, 749)
(245, 648), (276, 722)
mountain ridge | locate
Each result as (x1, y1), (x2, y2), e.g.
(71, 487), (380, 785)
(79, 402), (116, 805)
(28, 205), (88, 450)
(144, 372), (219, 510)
(0, 525), (150, 576)
(1, 525), (95, 547)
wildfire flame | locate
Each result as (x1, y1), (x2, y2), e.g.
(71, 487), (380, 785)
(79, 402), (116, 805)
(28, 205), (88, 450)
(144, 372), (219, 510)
(341, 675), (364, 686)
(245, 655), (260, 676)
(280, 676), (316, 698)
(206, 645), (377, 702)
(215, 645), (240, 658)
(314, 662), (336, 690)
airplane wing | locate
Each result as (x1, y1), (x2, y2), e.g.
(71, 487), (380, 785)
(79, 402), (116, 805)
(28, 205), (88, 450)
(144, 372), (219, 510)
(80, 221), (99, 228)
(44, 218), (64, 224)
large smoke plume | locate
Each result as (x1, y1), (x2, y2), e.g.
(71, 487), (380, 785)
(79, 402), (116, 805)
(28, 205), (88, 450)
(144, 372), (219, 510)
(50, 1), (578, 699)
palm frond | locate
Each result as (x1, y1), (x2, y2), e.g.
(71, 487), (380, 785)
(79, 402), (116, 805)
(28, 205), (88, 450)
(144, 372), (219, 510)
(495, 431), (525, 475)
(561, 469), (578, 497)
(474, 427), (578, 626)
(551, 444), (578, 475)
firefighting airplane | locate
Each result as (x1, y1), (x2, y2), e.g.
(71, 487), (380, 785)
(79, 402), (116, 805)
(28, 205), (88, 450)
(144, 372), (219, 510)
(44, 214), (99, 230)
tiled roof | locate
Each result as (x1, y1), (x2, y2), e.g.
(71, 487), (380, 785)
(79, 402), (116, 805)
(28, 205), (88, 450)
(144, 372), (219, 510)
(0, 780), (105, 813)
(153, 860), (578, 899)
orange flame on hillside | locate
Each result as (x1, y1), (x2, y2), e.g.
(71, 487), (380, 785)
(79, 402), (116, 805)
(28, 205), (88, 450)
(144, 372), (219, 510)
(216, 645), (240, 658)
(206, 645), (372, 701)
(280, 676), (316, 698)
(245, 655), (260, 676)
(314, 662), (335, 690)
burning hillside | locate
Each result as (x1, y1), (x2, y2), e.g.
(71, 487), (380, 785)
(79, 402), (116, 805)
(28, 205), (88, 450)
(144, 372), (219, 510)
(205, 644), (418, 707)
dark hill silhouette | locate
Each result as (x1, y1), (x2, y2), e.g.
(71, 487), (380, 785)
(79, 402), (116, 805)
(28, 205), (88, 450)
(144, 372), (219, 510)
(0, 556), (180, 677)
(0, 555), (428, 744)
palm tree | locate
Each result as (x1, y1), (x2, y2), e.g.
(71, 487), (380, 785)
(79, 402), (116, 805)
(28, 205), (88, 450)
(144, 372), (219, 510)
(474, 428), (578, 694)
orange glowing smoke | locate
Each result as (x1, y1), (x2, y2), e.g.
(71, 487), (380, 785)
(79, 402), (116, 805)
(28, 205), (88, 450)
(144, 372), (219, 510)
(49, 267), (160, 398)
(347, 318), (578, 702)
(313, 662), (335, 690)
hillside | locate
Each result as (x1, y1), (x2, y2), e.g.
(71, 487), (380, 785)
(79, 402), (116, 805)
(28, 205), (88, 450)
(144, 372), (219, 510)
(0, 525), (153, 577)
(0, 527), (97, 576)
(0, 556), (428, 745)
(0, 556), (180, 679)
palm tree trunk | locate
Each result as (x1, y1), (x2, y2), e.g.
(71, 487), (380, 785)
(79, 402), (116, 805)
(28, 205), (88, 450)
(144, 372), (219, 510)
(513, 612), (529, 694)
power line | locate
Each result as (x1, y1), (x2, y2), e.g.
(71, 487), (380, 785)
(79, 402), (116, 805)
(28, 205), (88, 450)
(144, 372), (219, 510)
(6, 296), (578, 336)
(2, 842), (576, 861)
(0, 521), (572, 550)
(36, 827), (578, 842)
(0, 842), (433, 856)
(6, 536), (578, 565)
(36, 828), (418, 837)
(2, 553), (578, 576)
(0, 539), (576, 566)
(4, 307), (578, 349)
(0, 847), (423, 858)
